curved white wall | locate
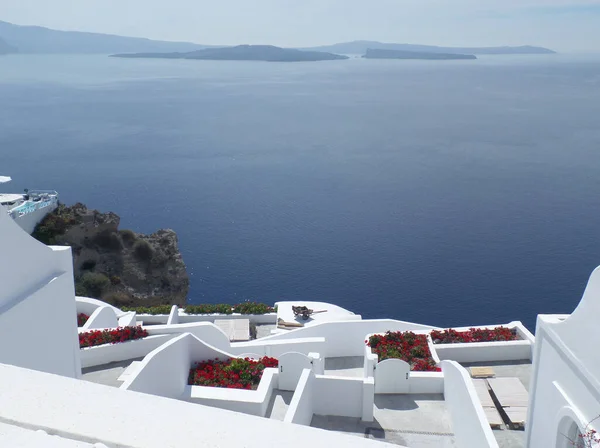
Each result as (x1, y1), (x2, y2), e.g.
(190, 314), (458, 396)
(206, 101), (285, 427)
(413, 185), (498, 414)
(0, 209), (80, 378)
(259, 319), (439, 357)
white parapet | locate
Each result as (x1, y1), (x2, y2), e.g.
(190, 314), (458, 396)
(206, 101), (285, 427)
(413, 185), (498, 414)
(0, 206), (81, 378)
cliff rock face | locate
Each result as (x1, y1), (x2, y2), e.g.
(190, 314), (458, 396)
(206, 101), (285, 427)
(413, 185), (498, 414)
(32, 203), (189, 307)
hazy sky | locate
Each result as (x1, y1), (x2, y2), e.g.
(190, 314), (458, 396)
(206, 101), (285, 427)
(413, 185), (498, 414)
(1, 0), (599, 51)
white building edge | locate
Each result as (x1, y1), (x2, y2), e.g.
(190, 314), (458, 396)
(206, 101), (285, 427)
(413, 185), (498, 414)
(0, 202), (598, 448)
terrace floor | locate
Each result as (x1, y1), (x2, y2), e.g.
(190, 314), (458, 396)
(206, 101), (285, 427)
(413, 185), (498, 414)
(81, 358), (144, 387)
(324, 356), (364, 378)
(265, 390), (293, 421)
(311, 394), (456, 447)
(460, 360), (532, 448)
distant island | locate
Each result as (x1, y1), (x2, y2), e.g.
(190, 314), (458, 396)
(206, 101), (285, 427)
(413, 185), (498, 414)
(364, 48), (477, 60)
(0, 21), (557, 56)
(302, 40), (556, 55)
(0, 20), (212, 54)
(112, 45), (349, 62)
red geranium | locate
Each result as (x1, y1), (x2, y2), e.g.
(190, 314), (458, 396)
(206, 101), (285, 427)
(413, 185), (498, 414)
(367, 331), (440, 372)
(77, 313), (90, 327)
(79, 326), (148, 348)
(188, 356), (279, 389)
(430, 327), (518, 344)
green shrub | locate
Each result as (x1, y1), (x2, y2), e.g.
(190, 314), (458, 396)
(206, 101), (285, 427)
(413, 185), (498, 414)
(31, 205), (80, 245)
(133, 240), (153, 261)
(185, 304), (233, 315)
(80, 272), (110, 298)
(120, 305), (173, 315)
(117, 302), (275, 315)
(75, 282), (88, 297)
(233, 302), (275, 314)
(94, 230), (123, 251)
(119, 229), (136, 246)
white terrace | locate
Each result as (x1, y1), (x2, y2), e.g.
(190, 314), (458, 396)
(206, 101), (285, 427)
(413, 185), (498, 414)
(0, 202), (599, 448)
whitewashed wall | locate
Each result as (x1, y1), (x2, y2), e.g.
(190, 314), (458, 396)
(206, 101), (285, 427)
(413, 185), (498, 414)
(146, 322), (326, 358)
(259, 320), (438, 357)
(122, 333), (231, 397)
(441, 361), (498, 448)
(232, 337), (326, 358)
(432, 322), (535, 363)
(0, 209), (81, 378)
(285, 369), (316, 425)
(134, 313), (277, 325)
(285, 372), (375, 424)
(526, 267), (600, 448)
(76, 297), (122, 317)
(81, 306), (119, 331)
(81, 334), (175, 368)
(0, 362), (399, 448)
(145, 322), (231, 350)
(185, 368), (279, 417)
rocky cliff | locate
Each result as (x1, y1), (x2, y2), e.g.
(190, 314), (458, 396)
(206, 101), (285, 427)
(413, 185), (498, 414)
(32, 203), (189, 307)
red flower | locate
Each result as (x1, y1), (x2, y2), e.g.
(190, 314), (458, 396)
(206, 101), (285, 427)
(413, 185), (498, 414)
(367, 331), (438, 372)
(188, 356), (279, 389)
(430, 327), (518, 345)
(79, 326), (148, 348)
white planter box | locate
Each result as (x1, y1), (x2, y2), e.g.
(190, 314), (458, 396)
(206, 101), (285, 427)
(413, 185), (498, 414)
(429, 322), (534, 363)
(80, 334), (175, 369)
(183, 368), (279, 417)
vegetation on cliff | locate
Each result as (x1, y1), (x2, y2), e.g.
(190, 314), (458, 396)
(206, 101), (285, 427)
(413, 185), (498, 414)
(32, 203), (189, 307)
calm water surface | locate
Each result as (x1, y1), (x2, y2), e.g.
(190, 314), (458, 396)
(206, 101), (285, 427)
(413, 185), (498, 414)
(2, 54), (600, 330)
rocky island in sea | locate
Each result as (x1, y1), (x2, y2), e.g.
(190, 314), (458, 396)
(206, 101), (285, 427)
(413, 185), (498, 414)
(111, 45), (349, 62)
(32, 203), (189, 307)
(364, 48), (477, 60)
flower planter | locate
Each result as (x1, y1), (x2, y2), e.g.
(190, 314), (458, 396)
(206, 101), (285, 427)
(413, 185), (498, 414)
(429, 323), (535, 363)
(364, 331), (443, 394)
(188, 356), (278, 389)
(185, 364), (279, 417)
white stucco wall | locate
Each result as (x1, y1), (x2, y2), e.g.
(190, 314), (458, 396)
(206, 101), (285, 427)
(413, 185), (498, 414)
(0, 209), (80, 378)
(167, 305), (179, 325)
(121, 334), (203, 398)
(80, 334), (175, 368)
(130, 312), (277, 325)
(259, 319), (438, 357)
(431, 322), (534, 363)
(80, 306), (119, 331)
(0, 362), (398, 448)
(285, 369), (317, 425)
(313, 374), (366, 418)
(145, 322), (231, 350)
(525, 267), (600, 448)
(76, 297), (122, 317)
(441, 360), (499, 448)
(285, 372), (376, 423)
(527, 319), (600, 447)
(186, 368), (279, 417)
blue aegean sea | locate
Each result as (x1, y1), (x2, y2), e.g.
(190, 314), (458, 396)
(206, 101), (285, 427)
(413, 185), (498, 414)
(2, 53), (600, 330)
